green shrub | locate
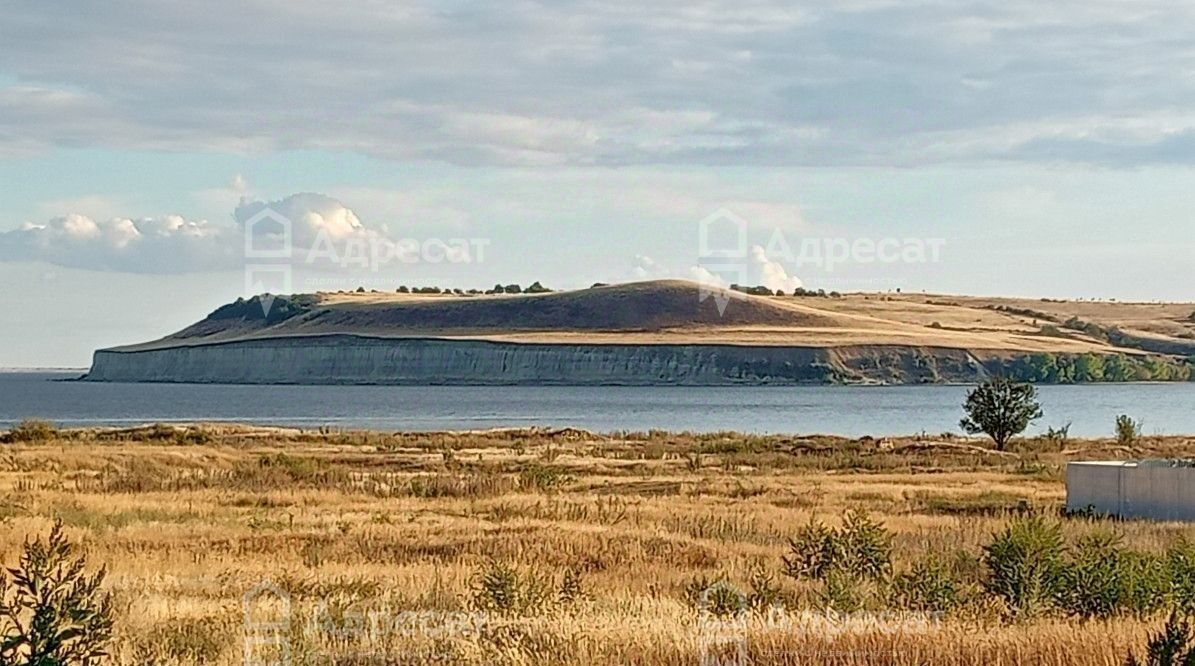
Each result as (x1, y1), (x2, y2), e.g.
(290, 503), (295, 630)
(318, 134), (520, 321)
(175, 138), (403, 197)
(782, 510), (892, 582)
(888, 556), (964, 613)
(1125, 612), (1195, 666)
(1117, 414), (1143, 446)
(1120, 551), (1171, 618)
(982, 515), (1064, 618)
(683, 575), (747, 618)
(746, 565), (783, 611)
(1165, 538), (1195, 614)
(470, 560), (554, 616)
(518, 465), (570, 492)
(781, 519), (836, 580)
(820, 569), (872, 612)
(1055, 531), (1130, 619)
(0, 521), (114, 665)
(1042, 422), (1072, 448)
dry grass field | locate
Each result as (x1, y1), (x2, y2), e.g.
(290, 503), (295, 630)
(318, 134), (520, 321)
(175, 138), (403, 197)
(4, 424), (1195, 665)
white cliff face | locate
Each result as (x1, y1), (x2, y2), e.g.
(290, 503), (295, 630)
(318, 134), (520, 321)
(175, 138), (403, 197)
(84, 335), (990, 385)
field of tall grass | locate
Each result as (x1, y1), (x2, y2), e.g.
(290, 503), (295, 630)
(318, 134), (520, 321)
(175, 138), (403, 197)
(2, 423), (1194, 664)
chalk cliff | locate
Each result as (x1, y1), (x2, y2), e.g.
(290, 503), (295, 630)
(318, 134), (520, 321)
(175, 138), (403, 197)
(84, 280), (1185, 385)
(85, 334), (991, 385)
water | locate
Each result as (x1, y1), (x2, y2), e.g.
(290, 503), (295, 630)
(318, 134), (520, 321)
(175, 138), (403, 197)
(1, 371), (1193, 437)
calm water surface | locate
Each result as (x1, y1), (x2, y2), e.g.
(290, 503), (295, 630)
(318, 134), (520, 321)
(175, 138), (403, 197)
(1, 371), (1193, 437)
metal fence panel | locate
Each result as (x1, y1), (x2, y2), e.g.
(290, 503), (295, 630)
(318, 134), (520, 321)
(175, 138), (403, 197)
(1067, 462), (1195, 521)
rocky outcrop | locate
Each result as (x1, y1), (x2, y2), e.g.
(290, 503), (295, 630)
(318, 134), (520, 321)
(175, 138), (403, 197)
(84, 335), (992, 385)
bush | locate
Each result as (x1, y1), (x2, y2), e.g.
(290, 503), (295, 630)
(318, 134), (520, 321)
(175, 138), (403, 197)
(1053, 531), (1167, 619)
(0, 521), (114, 665)
(7, 419), (57, 443)
(820, 569), (872, 612)
(782, 510), (892, 582)
(888, 556), (964, 613)
(683, 575), (747, 618)
(518, 465), (570, 492)
(1054, 531), (1124, 619)
(982, 515), (1064, 618)
(1120, 551), (1171, 618)
(470, 561), (554, 616)
(1165, 538), (1195, 614)
(1125, 612), (1195, 666)
(1042, 422), (1072, 448)
(782, 519), (836, 580)
(1117, 414), (1143, 446)
(746, 565), (783, 611)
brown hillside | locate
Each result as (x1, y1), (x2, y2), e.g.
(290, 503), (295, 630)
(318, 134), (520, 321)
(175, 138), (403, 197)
(111, 279), (1195, 357)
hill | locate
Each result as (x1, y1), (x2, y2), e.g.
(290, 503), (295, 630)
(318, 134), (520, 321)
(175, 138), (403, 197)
(86, 280), (1195, 385)
(116, 279), (1195, 356)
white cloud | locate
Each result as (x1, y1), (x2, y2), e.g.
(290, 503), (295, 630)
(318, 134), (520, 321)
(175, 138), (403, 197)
(2, 0), (1194, 166)
(632, 254), (669, 279)
(750, 244), (802, 292)
(237, 193), (367, 244)
(0, 192), (413, 274)
(688, 265), (726, 287)
(0, 213), (237, 273)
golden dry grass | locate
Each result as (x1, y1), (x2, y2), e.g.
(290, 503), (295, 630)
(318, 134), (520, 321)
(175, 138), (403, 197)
(3, 425), (1195, 664)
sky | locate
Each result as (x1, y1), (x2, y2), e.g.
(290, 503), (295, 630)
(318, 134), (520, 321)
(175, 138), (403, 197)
(1, 0), (1193, 367)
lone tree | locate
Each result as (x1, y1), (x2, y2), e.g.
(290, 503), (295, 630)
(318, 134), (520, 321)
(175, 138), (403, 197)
(960, 377), (1043, 451)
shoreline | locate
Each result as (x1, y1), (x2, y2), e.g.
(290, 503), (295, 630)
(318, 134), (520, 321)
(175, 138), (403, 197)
(5, 421), (1195, 443)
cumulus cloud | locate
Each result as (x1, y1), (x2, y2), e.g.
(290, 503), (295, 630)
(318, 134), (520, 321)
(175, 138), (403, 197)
(237, 193), (367, 245)
(2, 1), (1194, 166)
(0, 213), (237, 273)
(632, 254), (670, 279)
(0, 193), (411, 274)
(685, 245), (802, 293)
(688, 265), (727, 287)
(749, 245), (802, 292)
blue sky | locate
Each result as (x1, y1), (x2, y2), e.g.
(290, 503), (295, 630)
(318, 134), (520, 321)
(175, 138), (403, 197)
(1, 1), (1193, 366)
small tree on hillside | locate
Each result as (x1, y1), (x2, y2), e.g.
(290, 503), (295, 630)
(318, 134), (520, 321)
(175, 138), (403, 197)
(960, 377), (1043, 451)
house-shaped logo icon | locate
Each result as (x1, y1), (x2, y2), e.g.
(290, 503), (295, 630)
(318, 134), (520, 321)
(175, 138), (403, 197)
(242, 580), (291, 666)
(244, 207), (293, 260)
(698, 208), (749, 259)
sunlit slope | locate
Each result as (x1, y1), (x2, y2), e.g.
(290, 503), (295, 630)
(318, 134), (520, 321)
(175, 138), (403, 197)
(110, 279), (1195, 358)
